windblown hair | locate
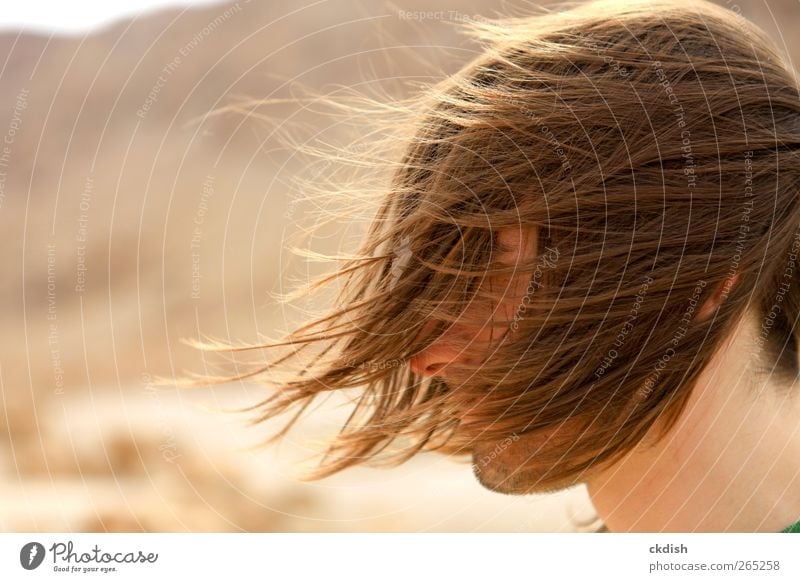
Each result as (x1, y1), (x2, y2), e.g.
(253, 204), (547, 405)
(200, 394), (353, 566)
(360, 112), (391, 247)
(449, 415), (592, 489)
(191, 0), (800, 488)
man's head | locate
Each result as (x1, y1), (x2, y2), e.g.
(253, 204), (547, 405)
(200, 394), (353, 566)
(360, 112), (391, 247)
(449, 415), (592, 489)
(222, 0), (800, 493)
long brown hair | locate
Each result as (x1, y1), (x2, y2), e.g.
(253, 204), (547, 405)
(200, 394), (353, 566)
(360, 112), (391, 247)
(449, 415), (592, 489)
(185, 0), (800, 489)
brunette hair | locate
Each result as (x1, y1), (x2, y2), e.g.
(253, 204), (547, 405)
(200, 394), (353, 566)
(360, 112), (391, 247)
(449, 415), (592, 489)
(188, 0), (800, 488)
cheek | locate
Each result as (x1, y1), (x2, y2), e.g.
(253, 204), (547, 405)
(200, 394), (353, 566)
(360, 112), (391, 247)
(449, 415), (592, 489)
(473, 432), (535, 467)
(488, 273), (534, 330)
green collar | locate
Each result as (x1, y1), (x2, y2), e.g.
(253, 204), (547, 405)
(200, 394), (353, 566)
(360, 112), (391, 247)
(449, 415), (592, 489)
(781, 519), (800, 533)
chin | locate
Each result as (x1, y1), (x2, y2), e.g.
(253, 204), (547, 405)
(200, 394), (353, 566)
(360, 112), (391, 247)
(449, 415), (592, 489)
(471, 461), (535, 494)
(469, 437), (584, 495)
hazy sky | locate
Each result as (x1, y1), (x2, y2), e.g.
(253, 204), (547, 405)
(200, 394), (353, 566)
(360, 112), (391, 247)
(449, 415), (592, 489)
(0, 0), (232, 33)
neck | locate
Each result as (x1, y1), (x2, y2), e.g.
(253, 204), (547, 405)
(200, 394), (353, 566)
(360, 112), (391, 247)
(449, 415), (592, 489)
(587, 313), (800, 532)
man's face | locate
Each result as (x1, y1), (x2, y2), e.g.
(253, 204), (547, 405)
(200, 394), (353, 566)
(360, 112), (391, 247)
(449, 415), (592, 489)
(408, 227), (587, 494)
(408, 228), (538, 377)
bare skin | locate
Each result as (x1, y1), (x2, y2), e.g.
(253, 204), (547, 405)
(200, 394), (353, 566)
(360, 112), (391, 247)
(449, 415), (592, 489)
(587, 304), (800, 532)
(409, 228), (800, 532)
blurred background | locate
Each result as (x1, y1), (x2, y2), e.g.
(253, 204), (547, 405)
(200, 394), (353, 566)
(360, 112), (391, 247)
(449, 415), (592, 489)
(1, 0), (797, 532)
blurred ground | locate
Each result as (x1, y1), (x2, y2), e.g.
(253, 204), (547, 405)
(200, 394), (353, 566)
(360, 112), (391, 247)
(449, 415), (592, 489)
(1, 0), (797, 531)
(1, 383), (597, 531)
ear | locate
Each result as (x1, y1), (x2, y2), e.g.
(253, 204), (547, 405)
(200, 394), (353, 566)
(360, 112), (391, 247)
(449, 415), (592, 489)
(696, 273), (740, 322)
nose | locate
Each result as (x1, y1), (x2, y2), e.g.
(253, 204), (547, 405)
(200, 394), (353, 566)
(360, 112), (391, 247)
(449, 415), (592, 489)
(408, 322), (472, 378)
